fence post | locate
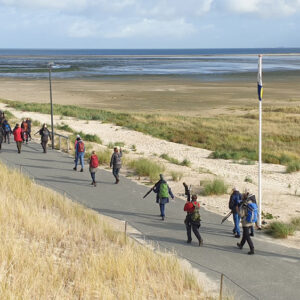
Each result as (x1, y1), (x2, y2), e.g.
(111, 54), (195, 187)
(59, 136), (61, 150)
(219, 273), (224, 300)
(124, 221), (128, 244)
(67, 137), (70, 153)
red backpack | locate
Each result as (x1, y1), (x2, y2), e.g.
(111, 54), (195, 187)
(90, 155), (99, 168)
(77, 141), (85, 152)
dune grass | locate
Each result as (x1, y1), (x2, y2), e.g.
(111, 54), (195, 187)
(0, 162), (209, 299)
(127, 158), (165, 183)
(170, 171), (184, 182)
(201, 178), (228, 196)
(2, 100), (300, 171)
(265, 217), (300, 238)
(160, 153), (191, 167)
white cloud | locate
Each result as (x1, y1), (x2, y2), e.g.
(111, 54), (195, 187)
(87, 18), (196, 39)
(224, 0), (300, 16)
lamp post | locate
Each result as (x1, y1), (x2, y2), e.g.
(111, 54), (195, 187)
(48, 62), (54, 149)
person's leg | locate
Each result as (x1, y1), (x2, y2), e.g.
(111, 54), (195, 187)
(17, 141), (21, 153)
(160, 203), (165, 220)
(0, 142), (2, 150)
(115, 167), (120, 183)
(79, 153), (84, 171)
(186, 222), (192, 242)
(250, 225), (254, 236)
(238, 227), (247, 249)
(73, 153), (79, 170)
(233, 213), (241, 237)
(192, 224), (203, 246)
(91, 172), (96, 183)
(7, 133), (10, 144)
(44, 141), (48, 153)
(244, 227), (255, 254)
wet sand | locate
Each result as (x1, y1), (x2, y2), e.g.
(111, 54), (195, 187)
(0, 76), (300, 116)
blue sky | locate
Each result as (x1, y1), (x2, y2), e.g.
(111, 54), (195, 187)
(1, 0), (300, 48)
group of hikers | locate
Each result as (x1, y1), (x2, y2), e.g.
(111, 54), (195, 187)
(1, 110), (259, 255)
(144, 176), (258, 255)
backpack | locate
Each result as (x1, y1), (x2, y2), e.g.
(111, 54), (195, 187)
(77, 141), (85, 153)
(159, 182), (169, 199)
(4, 124), (10, 132)
(191, 202), (201, 222)
(90, 155), (99, 168)
(246, 202), (258, 223)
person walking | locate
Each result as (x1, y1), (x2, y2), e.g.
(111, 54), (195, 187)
(184, 194), (203, 246)
(73, 136), (85, 172)
(13, 123), (23, 153)
(153, 174), (174, 220)
(0, 125), (4, 150)
(237, 196), (258, 255)
(110, 146), (122, 184)
(21, 119), (29, 144)
(2, 119), (12, 144)
(37, 124), (51, 153)
(229, 187), (242, 238)
(26, 118), (32, 141)
(89, 151), (99, 186)
(242, 189), (261, 236)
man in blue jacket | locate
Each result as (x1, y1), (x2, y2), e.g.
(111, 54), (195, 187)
(153, 174), (174, 221)
(73, 137), (85, 172)
(229, 187), (242, 238)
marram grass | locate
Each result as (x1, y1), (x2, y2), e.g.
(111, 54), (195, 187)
(0, 162), (212, 299)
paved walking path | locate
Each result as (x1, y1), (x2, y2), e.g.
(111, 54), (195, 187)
(1, 141), (299, 300)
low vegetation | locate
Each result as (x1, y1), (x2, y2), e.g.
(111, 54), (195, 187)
(265, 217), (300, 238)
(160, 153), (191, 167)
(71, 131), (102, 144)
(170, 171), (183, 182)
(127, 158), (165, 183)
(201, 178), (228, 196)
(0, 162), (207, 299)
(2, 100), (300, 171)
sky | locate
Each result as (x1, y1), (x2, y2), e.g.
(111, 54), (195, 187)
(1, 0), (300, 49)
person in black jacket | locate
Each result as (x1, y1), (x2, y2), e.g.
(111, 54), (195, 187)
(36, 124), (51, 153)
(110, 147), (122, 184)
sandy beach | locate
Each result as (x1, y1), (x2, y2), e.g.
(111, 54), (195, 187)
(1, 77), (300, 116)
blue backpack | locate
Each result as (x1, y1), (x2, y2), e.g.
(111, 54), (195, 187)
(4, 124), (10, 132)
(246, 202), (258, 223)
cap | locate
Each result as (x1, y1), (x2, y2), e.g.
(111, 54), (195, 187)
(76, 134), (80, 138)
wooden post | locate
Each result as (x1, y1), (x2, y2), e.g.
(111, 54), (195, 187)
(59, 136), (61, 150)
(219, 273), (224, 300)
(124, 221), (128, 244)
(67, 137), (70, 153)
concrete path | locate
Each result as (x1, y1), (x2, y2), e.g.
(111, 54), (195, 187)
(1, 141), (299, 300)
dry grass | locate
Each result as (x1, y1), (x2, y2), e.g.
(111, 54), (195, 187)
(0, 162), (211, 299)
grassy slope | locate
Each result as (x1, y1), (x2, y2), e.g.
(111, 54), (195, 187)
(0, 162), (210, 299)
(2, 99), (300, 167)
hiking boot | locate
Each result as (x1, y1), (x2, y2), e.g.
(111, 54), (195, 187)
(237, 243), (242, 249)
(199, 239), (204, 247)
(234, 234), (240, 238)
(248, 249), (255, 255)
(250, 233), (254, 237)
(187, 240), (192, 244)
(116, 178), (119, 184)
(91, 182), (94, 185)
(73, 167), (77, 171)
(162, 216), (165, 221)
(232, 229), (236, 234)
(80, 168), (83, 172)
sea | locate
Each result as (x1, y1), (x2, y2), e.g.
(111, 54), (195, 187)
(0, 48), (300, 81)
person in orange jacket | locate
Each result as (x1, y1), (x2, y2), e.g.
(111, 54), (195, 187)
(13, 123), (24, 153)
(184, 194), (203, 246)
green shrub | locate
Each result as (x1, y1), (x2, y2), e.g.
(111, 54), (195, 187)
(180, 159), (191, 167)
(32, 120), (41, 126)
(244, 176), (253, 183)
(170, 171), (183, 182)
(128, 158), (165, 183)
(262, 211), (274, 220)
(114, 141), (125, 147)
(4, 110), (15, 119)
(74, 131), (102, 144)
(56, 123), (74, 133)
(131, 144), (137, 151)
(160, 153), (180, 165)
(286, 160), (300, 173)
(265, 222), (295, 238)
(201, 178), (228, 196)
(291, 217), (300, 230)
(96, 149), (111, 165)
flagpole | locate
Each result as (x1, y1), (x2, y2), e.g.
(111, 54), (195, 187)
(258, 55), (263, 228)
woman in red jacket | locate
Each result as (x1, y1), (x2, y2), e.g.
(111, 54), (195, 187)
(184, 194), (203, 246)
(13, 123), (23, 153)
